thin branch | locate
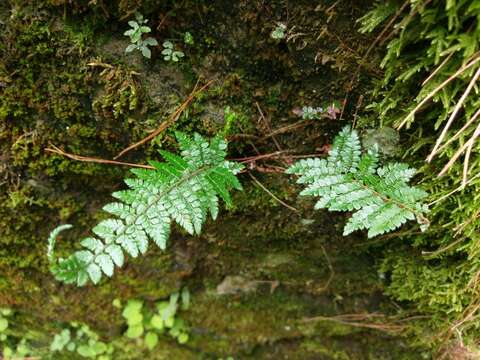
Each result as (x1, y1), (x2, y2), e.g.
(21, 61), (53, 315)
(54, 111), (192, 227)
(397, 54), (480, 130)
(231, 150), (294, 163)
(422, 52), (455, 86)
(428, 171), (480, 206)
(262, 120), (312, 139)
(301, 313), (407, 333)
(248, 173), (299, 213)
(421, 237), (465, 258)
(114, 79), (214, 159)
(438, 120), (480, 178)
(45, 145), (154, 169)
(427, 66), (480, 163)
(316, 245), (335, 293)
(255, 101), (283, 153)
(436, 108), (480, 154)
(462, 121), (480, 186)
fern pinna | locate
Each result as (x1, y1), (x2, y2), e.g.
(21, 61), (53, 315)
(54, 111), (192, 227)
(286, 126), (429, 238)
(47, 133), (243, 286)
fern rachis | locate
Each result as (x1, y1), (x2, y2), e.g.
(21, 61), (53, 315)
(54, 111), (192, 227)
(286, 126), (429, 238)
(47, 133), (243, 286)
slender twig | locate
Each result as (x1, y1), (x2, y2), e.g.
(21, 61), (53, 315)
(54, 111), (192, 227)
(45, 145), (154, 169)
(262, 120), (312, 140)
(352, 95), (364, 129)
(398, 54), (480, 130)
(436, 108), (480, 154)
(438, 121), (480, 178)
(462, 121), (480, 186)
(316, 245), (335, 293)
(256, 101), (283, 153)
(428, 171), (480, 206)
(421, 237), (465, 258)
(302, 313), (407, 333)
(231, 150), (293, 163)
(248, 173), (299, 213)
(114, 79), (214, 159)
(454, 209), (480, 236)
(422, 52), (455, 86)
(427, 67), (480, 163)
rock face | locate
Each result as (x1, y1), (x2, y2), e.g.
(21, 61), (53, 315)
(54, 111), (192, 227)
(216, 276), (259, 295)
(0, 1), (422, 358)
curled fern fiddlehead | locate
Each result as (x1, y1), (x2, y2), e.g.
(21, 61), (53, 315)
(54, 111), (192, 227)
(286, 126), (429, 238)
(47, 133), (243, 286)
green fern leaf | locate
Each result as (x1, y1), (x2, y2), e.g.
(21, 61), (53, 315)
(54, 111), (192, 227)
(47, 133), (243, 286)
(287, 126), (429, 238)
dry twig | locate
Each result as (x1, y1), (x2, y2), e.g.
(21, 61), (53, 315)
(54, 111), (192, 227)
(427, 66), (480, 163)
(248, 173), (299, 213)
(114, 79), (214, 159)
(45, 145), (154, 169)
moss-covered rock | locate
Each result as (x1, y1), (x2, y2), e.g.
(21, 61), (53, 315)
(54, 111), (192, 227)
(0, 0), (432, 358)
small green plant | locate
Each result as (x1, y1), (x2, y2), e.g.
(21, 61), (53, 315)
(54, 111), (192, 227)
(124, 13), (158, 58)
(271, 23), (287, 40)
(184, 31), (194, 45)
(47, 133), (243, 286)
(121, 288), (191, 349)
(300, 102), (340, 120)
(287, 126), (429, 237)
(0, 309), (34, 359)
(50, 322), (113, 359)
(161, 41), (185, 62)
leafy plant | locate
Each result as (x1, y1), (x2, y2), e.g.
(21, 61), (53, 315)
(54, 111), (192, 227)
(47, 133), (243, 286)
(51, 322), (113, 359)
(271, 23), (287, 40)
(286, 126), (429, 237)
(359, 0), (480, 186)
(358, 1), (480, 351)
(121, 289), (191, 349)
(124, 13), (158, 58)
(184, 31), (194, 45)
(298, 102), (340, 120)
(0, 309), (34, 359)
(301, 106), (324, 120)
(162, 41), (185, 62)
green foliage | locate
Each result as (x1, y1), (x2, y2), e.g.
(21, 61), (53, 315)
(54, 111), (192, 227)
(162, 41), (185, 62)
(0, 308), (34, 359)
(121, 289), (191, 348)
(300, 102), (340, 120)
(358, 2), (397, 34)
(47, 133), (243, 286)
(184, 31), (194, 45)
(51, 322), (113, 359)
(124, 13), (158, 58)
(287, 126), (429, 238)
(0, 308), (11, 334)
(360, 0), (480, 170)
(359, 0), (480, 352)
(271, 23), (287, 40)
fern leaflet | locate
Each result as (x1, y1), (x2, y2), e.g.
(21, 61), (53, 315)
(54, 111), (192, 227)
(47, 133), (243, 286)
(286, 126), (429, 238)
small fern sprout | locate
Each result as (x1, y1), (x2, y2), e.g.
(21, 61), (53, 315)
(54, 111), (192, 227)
(286, 126), (430, 238)
(47, 133), (244, 286)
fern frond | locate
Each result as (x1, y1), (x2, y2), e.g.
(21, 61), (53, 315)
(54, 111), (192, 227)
(48, 133), (243, 286)
(287, 126), (429, 238)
